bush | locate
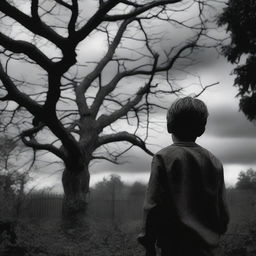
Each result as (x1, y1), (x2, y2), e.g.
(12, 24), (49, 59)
(236, 169), (256, 190)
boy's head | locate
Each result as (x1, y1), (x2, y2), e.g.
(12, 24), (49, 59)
(167, 97), (208, 141)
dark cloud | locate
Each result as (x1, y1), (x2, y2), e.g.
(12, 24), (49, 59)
(220, 142), (256, 165)
(91, 147), (152, 175)
(206, 106), (256, 138)
(200, 136), (256, 165)
(199, 103), (256, 166)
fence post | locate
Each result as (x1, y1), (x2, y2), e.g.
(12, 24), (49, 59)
(111, 182), (115, 221)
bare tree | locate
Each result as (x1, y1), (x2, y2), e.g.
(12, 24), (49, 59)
(0, 0), (214, 215)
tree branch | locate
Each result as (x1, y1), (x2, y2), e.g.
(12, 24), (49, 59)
(194, 82), (220, 98)
(0, 1), (66, 49)
(90, 72), (126, 118)
(68, 0), (79, 36)
(0, 32), (54, 72)
(31, 0), (40, 20)
(44, 74), (61, 112)
(54, 0), (72, 9)
(91, 37), (199, 118)
(97, 131), (154, 156)
(0, 61), (81, 162)
(97, 55), (159, 128)
(76, 17), (134, 116)
(74, 0), (119, 43)
(20, 132), (65, 161)
(120, 0), (143, 8)
(104, 0), (181, 21)
(79, 18), (133, 94)
(92, 155), (119, 165)
(0, 61), (43, 116)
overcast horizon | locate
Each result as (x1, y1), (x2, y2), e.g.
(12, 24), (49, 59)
(1, 1), (256, 193)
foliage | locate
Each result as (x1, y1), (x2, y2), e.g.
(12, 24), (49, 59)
(218, 0), (256, 121)
(0, 170), (29, 220)
(236, 169), (256, 190)
(129, 181), (147, 197)
(0, 135), (30, 220)
(0, 134), (30, 192)
(92, 174), (125, 199)
(0, 136), (15, 168)
(91, 175), (147, 199)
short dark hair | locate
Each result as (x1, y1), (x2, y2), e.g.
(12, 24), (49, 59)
(167, 97), (208, 139)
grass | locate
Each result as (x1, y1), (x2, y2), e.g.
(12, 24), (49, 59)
(0, 189), (256, 256)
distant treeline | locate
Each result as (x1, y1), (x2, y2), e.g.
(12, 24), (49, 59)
(1, 173), (256, 222)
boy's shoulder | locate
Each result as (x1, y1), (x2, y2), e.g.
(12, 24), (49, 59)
(156, 142), (200, 155)
(155, 143), (223, 169)
(156, 144), (186, 158)
(154, 143), (191, 164)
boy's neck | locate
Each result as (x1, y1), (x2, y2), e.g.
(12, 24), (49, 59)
(172, 134), (196, 143)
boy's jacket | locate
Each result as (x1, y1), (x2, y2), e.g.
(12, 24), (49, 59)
(140, 142), (229, 248)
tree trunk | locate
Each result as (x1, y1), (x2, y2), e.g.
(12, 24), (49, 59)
(61, 164), (90, 223)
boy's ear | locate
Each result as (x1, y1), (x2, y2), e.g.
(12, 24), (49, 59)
(167, 123), (172, 134)
(197, 127), (205, 137)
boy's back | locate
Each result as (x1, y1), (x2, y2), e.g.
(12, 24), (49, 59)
(149, 142), (228, 245)
(139, 97), (229, 256)
(142, 142), (229, 255)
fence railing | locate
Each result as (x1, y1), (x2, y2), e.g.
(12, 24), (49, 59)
(2, 189), (256, 222)
(16, 193), (144, 221)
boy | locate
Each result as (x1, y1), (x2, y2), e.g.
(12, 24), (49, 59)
(138, 97), (229, 256)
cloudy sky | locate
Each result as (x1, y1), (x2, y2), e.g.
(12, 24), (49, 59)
(2, 1), (256, 192)
(30, 56), (256, 192)
(86, 59), (256, 189)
